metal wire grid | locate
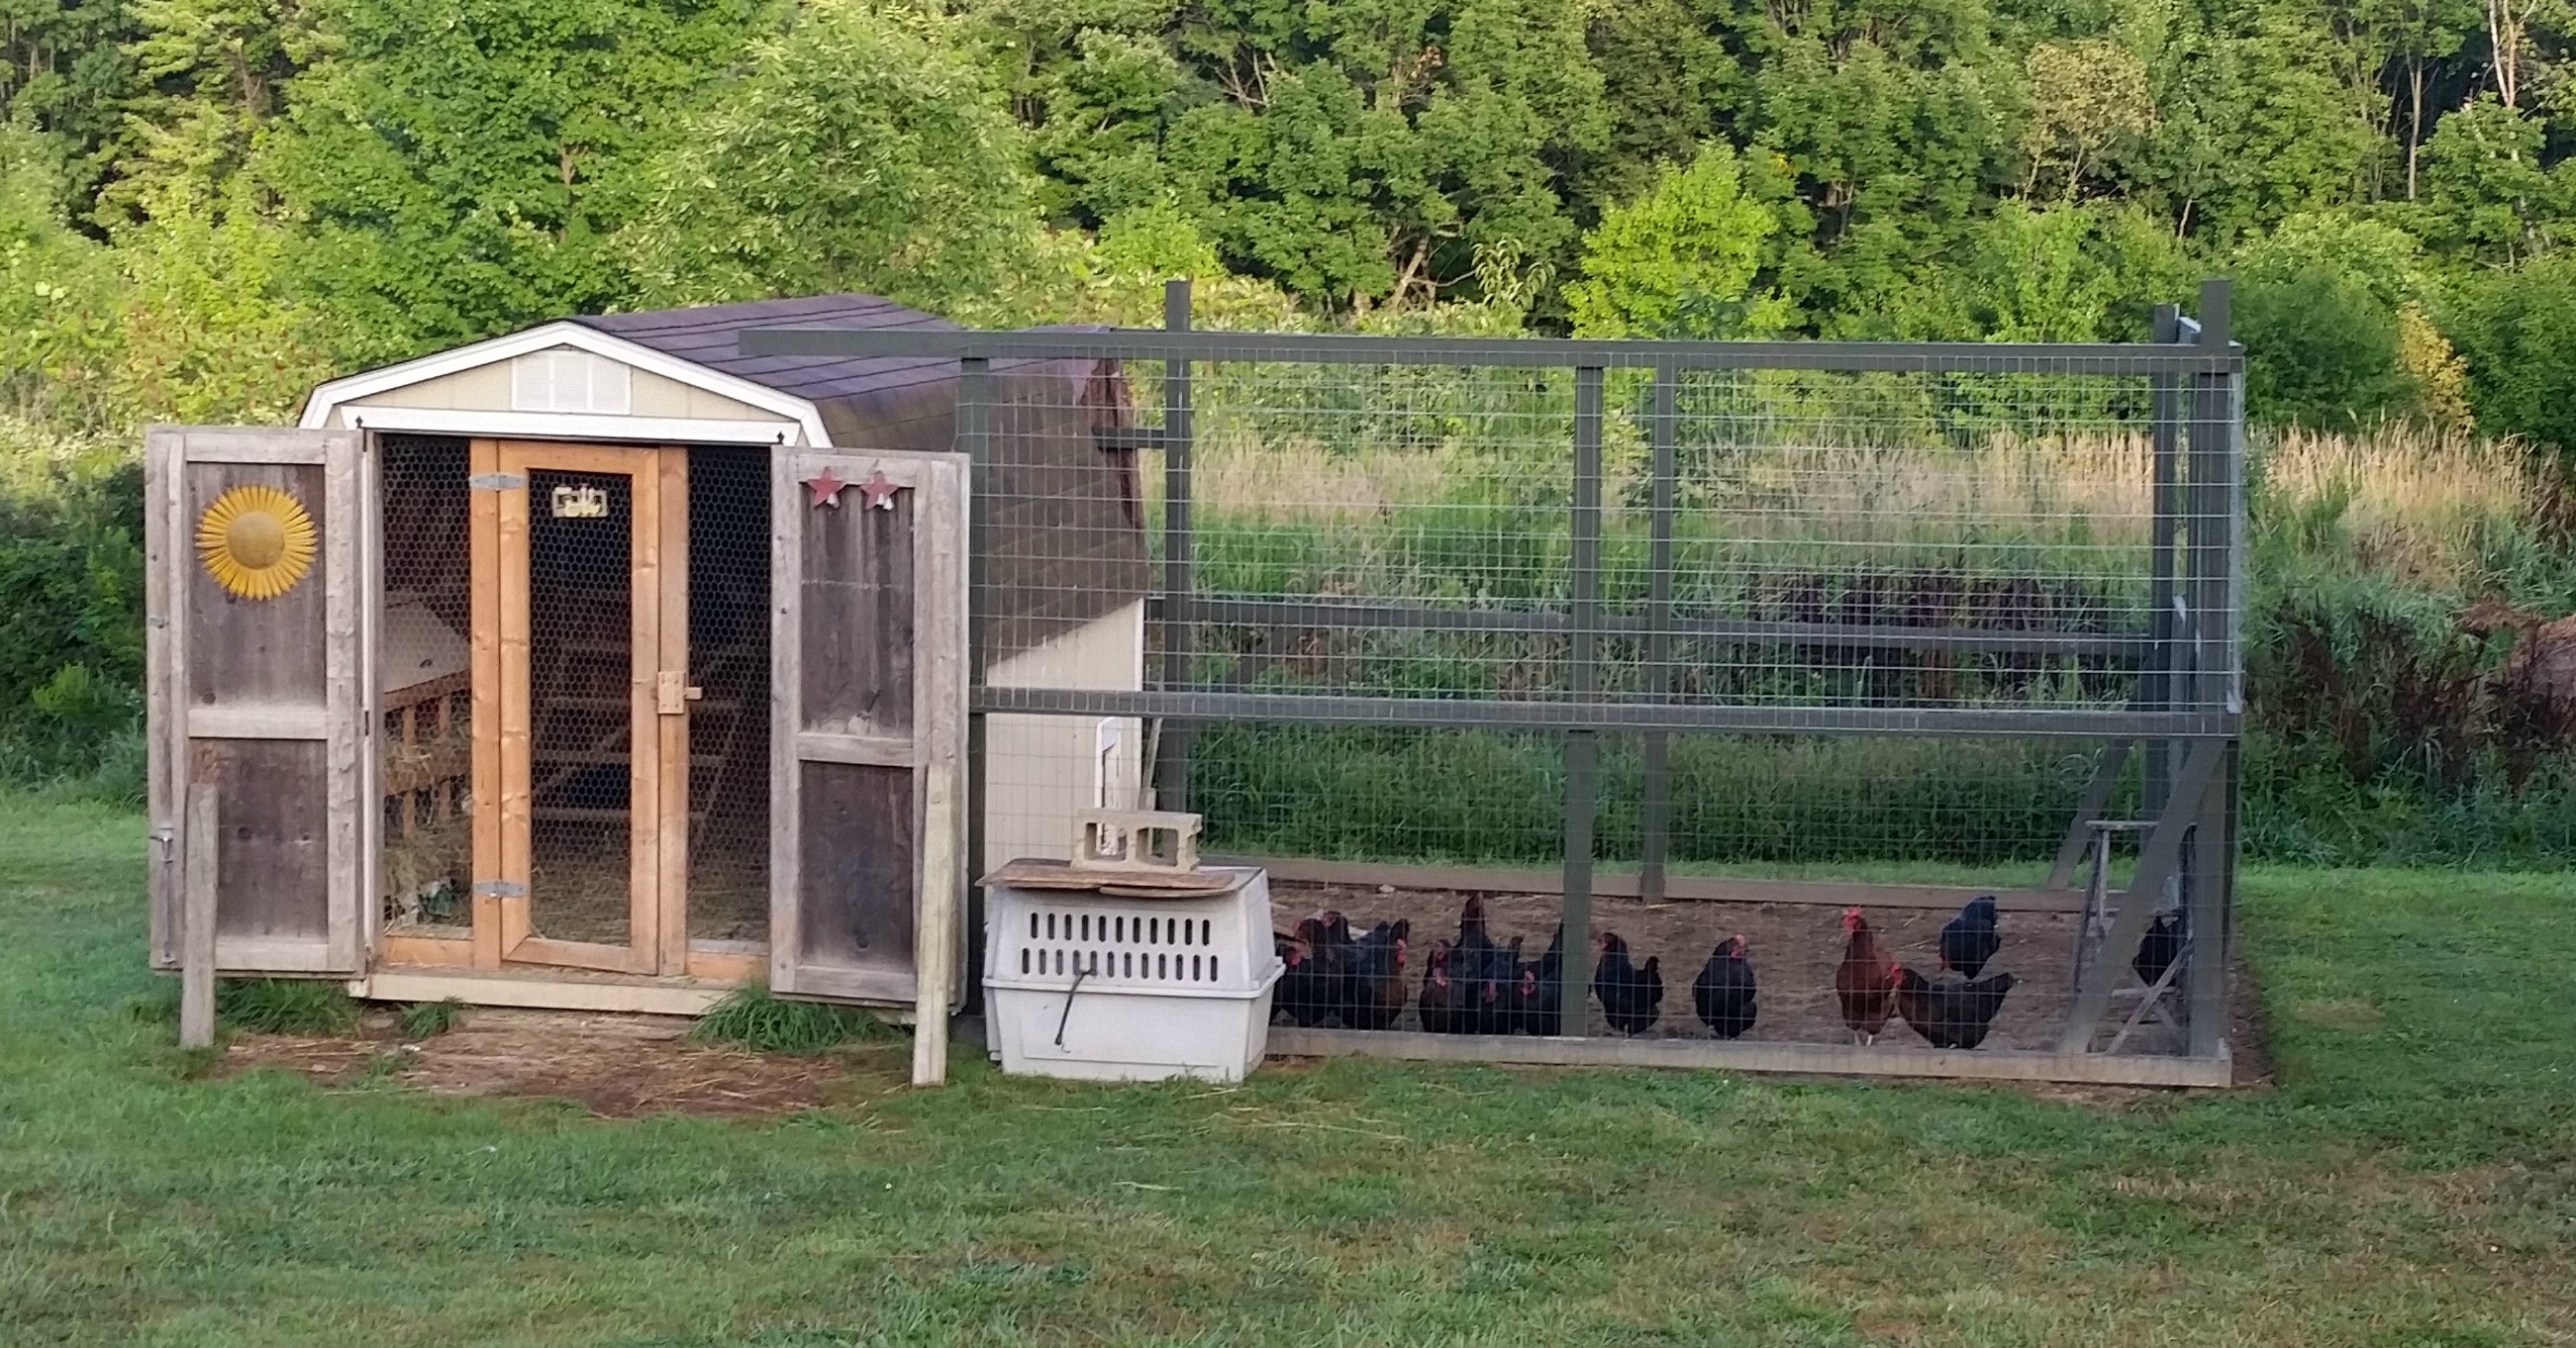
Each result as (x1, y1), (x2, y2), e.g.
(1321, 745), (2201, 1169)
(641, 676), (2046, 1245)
(747, 310), (2242, 1061)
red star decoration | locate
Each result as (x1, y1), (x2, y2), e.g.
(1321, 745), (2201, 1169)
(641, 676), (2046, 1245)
(856, 469), (900, 511)
(802, 468), (847, 508)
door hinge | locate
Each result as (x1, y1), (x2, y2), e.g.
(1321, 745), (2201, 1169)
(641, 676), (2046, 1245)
(469, 472), (527, 491)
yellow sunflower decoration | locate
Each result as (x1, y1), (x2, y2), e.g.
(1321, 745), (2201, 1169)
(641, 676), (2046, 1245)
(196, 485), (318, 600)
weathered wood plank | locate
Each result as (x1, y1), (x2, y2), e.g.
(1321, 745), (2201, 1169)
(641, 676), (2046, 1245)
(800, 486), (914, 737)
(177, 430), (330, 464)
(1265, 1027), (2232, 1088)
(146, 430), (180, 969)
(184, 461), (329, 709)
(799, 761), (916, 974)
(324, 433), (364, 971)
(377, 933), (477, 967)
(191, 738), (330, 943)
(911, 456), (968, 1084)
(351, 969), (730, 1016)
(794, 732), (913, 766)
(180, 787), (218, 1047)
(623, 447), (663, 968)
(186, 704), (328, 740)
(768, 446), (803, 988)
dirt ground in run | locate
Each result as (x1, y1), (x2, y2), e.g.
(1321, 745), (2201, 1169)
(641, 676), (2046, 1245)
(224, 1009), (901, 1117)
(1265, 879), (2204, 1057)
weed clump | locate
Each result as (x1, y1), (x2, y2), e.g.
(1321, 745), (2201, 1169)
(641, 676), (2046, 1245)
(689, 984), (891, 1055)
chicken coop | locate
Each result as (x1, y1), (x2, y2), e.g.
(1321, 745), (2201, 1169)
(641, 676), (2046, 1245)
(744, 281), (2248, 1088)
(145, 294), (1147, 1082)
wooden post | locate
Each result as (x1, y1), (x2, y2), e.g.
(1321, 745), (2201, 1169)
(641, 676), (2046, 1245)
(180, 786), (219, 1048)
(1560, 366), (1605, 1036)
(1153, 280), (1194, 813)
(1639, 363), (1677, 905)
(914, 456), (970, 1086)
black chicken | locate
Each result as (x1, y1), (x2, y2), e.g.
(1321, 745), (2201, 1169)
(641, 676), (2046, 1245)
(1451, 897), (1514, 1035)
(2132, 912), (2184, 988)
(1508, 924), (1565, 1035)
(1342, 919), (1411, 1030)
(1892, 966), (2017, 1049)
(1938, 894), (2001, 979)
(1417, 939), (1464, 1033)
(1691, 934), (1757, 1039)
(1592, 931), (1663, 1035)
(1274, 925), (1331, 1026)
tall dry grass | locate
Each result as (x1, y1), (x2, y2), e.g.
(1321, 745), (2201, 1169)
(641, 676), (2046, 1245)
(2256, 424), (2547, 587)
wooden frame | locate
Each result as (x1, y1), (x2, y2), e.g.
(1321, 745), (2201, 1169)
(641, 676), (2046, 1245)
(769, 449), (969, 1084)
(468, 439), (690, 978)
(146, 427), (367, 978)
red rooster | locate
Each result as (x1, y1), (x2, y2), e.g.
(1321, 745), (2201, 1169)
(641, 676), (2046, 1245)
(1834, 908), (1897, 1045)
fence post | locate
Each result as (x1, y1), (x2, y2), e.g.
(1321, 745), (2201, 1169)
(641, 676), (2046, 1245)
(959, 355), (992, 997)
(180, 786), (218, 1048)
(1153, 280), (1195, 814)
(2185, 278), (2239, 1059)
(1638, 363), (1678, 906)
(1561, 365), (1605, 1036)
(2146, 303), (2182, 819)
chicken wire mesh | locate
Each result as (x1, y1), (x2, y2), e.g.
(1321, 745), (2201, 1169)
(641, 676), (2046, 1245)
(683, 447), (771, 943)
(747, 306), (2242, 1067)
(377, 434), (475, 935)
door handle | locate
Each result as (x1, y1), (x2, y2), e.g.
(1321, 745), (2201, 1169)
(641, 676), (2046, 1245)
(654, 672), (701, 715)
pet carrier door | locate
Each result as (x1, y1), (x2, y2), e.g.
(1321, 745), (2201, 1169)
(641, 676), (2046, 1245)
(145, 428), (369, 975)
(468, 439), (690, 975)
(768, 449), (967, 1005)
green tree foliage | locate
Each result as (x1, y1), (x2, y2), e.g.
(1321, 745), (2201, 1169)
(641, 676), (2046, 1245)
(622, 0), (1040, 318)
(257, 0), (774, 362)
(1563, 143), (1786, 337)
(2446, 252), (2576, 454)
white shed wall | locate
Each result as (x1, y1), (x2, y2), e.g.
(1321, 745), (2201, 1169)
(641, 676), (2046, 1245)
(979, 600), (1147, 873)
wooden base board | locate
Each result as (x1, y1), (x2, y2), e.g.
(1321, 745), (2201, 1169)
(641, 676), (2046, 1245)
(352, 967), (733, 1016)
(1264, 1027), (2232, 1088)
(1215, 856), (2091, 914)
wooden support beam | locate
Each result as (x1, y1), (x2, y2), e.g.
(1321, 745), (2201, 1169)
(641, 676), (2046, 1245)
(179, 787), (219, 1048)
(2057, 739), (2221, 1054)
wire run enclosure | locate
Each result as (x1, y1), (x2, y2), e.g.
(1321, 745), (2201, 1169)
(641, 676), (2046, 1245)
(743, 282), (2248, 1088)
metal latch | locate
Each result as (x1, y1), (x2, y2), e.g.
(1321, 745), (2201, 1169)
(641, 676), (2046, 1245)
(655, 671), (703, 715)
(469, 472), (527, 491)
(472, 879), (527, 898)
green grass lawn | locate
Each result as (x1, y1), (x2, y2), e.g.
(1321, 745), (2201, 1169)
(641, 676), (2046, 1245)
(2, 797), (2571, 1346)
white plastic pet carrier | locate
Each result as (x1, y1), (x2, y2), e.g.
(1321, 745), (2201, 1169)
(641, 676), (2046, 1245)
(982, 853), (1282, 1083)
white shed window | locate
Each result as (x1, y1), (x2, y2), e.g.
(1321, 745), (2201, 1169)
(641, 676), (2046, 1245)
(510, 348), (633, 415)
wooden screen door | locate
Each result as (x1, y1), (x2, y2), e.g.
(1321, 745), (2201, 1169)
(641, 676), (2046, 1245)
(468, 439), (689, 975)
(768, 448), (966, 1015)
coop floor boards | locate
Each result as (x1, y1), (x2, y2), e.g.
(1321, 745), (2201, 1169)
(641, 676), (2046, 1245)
(1267, 1027), (2231, 1088)
(352, 964), (736, 1016)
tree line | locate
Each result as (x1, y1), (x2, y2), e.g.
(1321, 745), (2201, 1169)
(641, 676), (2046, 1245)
(4, 0), (2576, 442)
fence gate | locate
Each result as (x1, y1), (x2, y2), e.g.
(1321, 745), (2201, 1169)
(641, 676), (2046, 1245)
(767, 448), (968, 1026)
(146, 427), (368, 980)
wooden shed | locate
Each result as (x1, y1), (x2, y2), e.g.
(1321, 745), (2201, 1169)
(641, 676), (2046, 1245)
(145, 295), (1147, 1080)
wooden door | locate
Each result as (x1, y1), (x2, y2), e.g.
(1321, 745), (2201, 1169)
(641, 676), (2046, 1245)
(768, 449), (966, 1014)
(146, 428), (368, 975)
(468, 440), (689, 975)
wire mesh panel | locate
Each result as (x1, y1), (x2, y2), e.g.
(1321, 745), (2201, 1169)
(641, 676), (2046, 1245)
(685, 447), (770, 942)
(524, 466), (638, 947)
(742, 305), (2243, 1081)
(377, 434), (474, 936)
